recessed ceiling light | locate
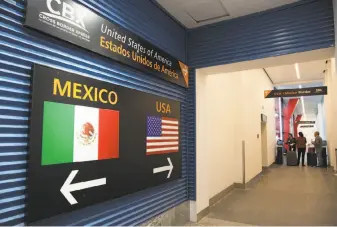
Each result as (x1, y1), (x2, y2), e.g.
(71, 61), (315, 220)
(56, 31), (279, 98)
(301, 97), (306, 117)
(294, 63), (301, 79)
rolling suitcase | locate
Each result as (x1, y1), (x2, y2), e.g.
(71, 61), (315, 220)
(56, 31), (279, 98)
(276, 146), (283, 164)
(287, 150), (298, 166)
(307, 152), (317, 167)
(322, 147), (328, 167)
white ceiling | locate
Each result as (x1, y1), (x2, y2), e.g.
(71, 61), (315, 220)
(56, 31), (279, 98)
(276, 82), (324, 90)
(265, 60), (327, 85)
(269, 59), (327, 117)
(156, 0), (299, 28)
(272, 60), (327, 117)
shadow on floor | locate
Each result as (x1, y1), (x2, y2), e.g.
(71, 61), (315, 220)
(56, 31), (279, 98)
(201, 165), (337, 226)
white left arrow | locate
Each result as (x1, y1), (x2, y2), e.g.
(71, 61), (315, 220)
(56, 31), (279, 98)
(60, 170), (106, 205)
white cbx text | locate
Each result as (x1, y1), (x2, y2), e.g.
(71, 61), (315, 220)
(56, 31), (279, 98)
(47, 0), (86, 30)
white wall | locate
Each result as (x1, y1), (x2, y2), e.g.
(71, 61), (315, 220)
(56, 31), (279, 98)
(324, 59), (337, 170)
(239, 69), (276, 180)
(206, 72), (241, 198)
(195, 68), (276, 214)
(195, 70), (242, 214)
(316, 102), (326, 140)
(195, 71), (209, 215)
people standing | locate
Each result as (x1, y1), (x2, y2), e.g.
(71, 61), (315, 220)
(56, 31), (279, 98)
(296, 132), (307, 166)
(286, 133), (297, 152)
(312, 131), (323, 167)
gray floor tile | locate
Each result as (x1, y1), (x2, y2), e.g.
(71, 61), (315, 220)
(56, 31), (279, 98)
(206, 165), (337, 226)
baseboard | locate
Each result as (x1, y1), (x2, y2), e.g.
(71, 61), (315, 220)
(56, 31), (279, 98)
(234, 171), (263, 189)
(262, 162), (273, 172)
(196, 170), (264, 221)
(234, 182), (245, 189)
(209, 183), (235, 206)
(196, 206), (209, 222)
(196, 183), (236, 221)
(245, 171), (263, 189)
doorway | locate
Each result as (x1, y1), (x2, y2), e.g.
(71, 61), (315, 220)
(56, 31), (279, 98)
(261, 121), (268, 167)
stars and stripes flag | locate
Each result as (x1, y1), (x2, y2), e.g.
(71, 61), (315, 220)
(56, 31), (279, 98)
(146, 116), (179, 155)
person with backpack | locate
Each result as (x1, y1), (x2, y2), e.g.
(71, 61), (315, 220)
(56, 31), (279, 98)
(296, 132), (307, 166)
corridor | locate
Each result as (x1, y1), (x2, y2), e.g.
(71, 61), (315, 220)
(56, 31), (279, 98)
(198, 165), (337, 226)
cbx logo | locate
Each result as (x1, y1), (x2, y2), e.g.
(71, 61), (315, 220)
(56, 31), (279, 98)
(43, 0), (88, 32)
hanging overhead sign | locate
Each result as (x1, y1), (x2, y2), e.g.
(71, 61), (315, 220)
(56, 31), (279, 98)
(298, 121), (315, 124)
(24, 0), (189, 88)
(300, 125), (314, 128)
(27, 64), (181, 223)
(264, 86), (327, 98)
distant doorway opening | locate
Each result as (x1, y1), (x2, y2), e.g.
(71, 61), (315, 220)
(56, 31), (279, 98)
(261, 120), (268, 167)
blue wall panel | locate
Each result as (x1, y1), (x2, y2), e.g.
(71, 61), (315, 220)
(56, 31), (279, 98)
(187, 0), (335, 68)
(0, 0), (190, 225)
(186, 69), (195, 200)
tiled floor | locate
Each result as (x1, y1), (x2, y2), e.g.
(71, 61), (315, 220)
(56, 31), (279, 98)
(201, 165), (337, 226)
(194, 217), (250, 226)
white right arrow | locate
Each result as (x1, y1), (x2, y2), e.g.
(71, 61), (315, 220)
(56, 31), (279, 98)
(153, 157), (174, 178)
(60, 170), (106, 205)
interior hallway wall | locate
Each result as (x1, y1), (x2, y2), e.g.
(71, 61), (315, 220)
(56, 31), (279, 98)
(206, 72), (242, 198)
(324, 59), (337, 170)
(195, 68), (275, 214)
(239, 70), (276, 178)
(195, 70), (242, 214)
(195, 71), (210, 214)
(316, 102), (327, 141)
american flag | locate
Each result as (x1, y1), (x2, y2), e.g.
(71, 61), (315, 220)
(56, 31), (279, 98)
(146, 116), (179, 155)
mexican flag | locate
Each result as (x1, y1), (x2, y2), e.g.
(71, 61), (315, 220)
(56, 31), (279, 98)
(42, 101), (119, 165)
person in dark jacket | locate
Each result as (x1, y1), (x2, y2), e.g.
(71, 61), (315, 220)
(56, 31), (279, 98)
(286, 133), (297, 152)
(296, 132), (307, 166)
